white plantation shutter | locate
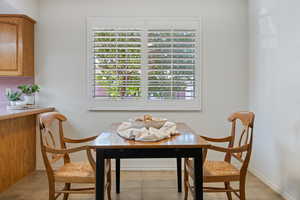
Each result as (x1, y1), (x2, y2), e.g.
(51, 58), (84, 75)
(87, 18), (201, 110)
(147, 29), (196, 100)
(92, 29), (142, 98)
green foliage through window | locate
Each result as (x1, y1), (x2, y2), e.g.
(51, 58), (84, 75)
(92, 29), (196, 100)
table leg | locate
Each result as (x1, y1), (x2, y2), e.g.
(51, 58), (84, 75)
(177, 157), (182, 192)
(96, 150), (105, 200)
(116, 158), (120, 193)
(193, 150), (203, 200)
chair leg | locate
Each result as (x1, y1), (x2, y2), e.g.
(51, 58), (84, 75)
(107, 160), (112, 200)
(177, 157), (182, 192)
(48, 181), (55, 200)
(240, 179), (246, 200)
(107, 182), (112, 200)
(116, 158), (120, 194)
(184, 159), (189, 200)
(224, 182), (233, 200)
(63, 183), (71, 200)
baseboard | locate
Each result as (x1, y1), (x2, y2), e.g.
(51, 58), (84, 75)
(249, 167), (296, 200)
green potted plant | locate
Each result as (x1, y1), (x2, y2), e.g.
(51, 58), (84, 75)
(18, 84), (40, 105)
(6, 91), (22, 106)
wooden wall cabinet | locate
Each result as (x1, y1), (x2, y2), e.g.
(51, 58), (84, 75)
(0, 15), (36, 76)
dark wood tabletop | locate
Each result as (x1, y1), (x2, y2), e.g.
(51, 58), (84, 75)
(91, 122), (209, 149)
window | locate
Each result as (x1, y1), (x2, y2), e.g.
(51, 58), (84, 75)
(93, 29), (142, 98)
(87, 18), (201, 110)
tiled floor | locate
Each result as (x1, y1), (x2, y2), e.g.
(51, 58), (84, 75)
(0, 171), (284, 200)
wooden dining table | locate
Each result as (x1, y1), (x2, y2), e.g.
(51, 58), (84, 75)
(91, 122), (210, 200)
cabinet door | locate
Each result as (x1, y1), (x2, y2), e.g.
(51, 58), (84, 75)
(0, 21), (21, 75)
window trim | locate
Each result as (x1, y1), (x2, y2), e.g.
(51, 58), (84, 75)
(86, 17), (202, 111)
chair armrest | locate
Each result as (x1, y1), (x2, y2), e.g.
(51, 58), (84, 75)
(64, 135), (98, 144)
(44, 145), (89, 154)
(44, 146), (100, 172)
(201, 135), (233, 143)
(208, 144), (249, 154)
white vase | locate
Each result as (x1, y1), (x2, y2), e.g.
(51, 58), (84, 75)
(24, 95), (35, 105)
(9, 101), (17, 106)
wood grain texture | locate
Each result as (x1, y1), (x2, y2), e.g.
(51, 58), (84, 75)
(0, 15), (36, 24)
(0, 115), (36, 192)
(92, 122), (209, 149)
(0, 15), (35, 76)
(0, 107), (55, 121)
(0, 17), (22, 75)
(21, 17), (35, 76)
(0, 21), (18, 71)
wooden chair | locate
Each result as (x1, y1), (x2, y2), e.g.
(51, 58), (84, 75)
(39, 112), (111, 200)
(184, 111), (255, 200)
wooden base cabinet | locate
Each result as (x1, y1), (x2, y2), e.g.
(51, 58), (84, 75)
(0, 15), (36, 76)
(0, 115), (36, 192)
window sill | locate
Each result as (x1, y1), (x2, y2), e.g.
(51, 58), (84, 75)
(88, 102), (202, 111)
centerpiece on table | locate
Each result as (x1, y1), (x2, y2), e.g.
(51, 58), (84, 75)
(117, 114), (179, 142)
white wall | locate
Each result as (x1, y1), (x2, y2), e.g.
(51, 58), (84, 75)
(36, 0), (249, 169)
(0, 0), (39, 20)
(0, 1), (14, 11)
(249, 0), (300, 200)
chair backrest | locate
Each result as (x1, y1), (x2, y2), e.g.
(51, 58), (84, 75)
(226, 111), (255, 174)
(39, 112), (69, 175)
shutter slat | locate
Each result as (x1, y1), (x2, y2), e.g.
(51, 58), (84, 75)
(96, 69), (141, 72)
(95, 86), (141, 88)
(94, 64), (141, 66)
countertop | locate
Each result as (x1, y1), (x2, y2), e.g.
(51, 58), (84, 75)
(0, 105), (55, 121)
